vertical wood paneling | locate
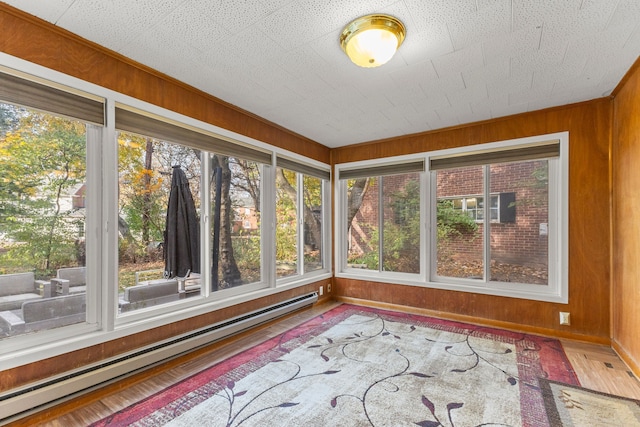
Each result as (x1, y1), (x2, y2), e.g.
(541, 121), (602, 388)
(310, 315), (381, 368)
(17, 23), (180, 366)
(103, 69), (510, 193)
(332, 99), (612, 341)
(0, 0), (632, 392)
(612, 57), (640, 373)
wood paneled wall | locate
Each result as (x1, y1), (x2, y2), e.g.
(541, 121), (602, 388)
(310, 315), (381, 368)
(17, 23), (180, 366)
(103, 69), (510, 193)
(332, 99), (612, 343)
(0, 0), (624, 390)
(612, 58), (640, 374)
(0, 4), (329, 164)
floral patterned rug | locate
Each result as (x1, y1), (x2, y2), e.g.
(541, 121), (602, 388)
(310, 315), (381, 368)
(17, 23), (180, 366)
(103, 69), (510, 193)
(92, 304), (582, 427)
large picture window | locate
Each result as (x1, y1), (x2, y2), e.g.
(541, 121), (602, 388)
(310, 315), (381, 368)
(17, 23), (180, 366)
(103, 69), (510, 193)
(275, 156), (330, 281)
(336, 135), (567, 303)
(0, 67), (331, 362)
(0, 73), (104, 338)
(117, 131), (202, 312)
(114, 107), (277, 312)
(339, 161), (424, 275)
(430, 138), (565, 301)
(434, 161), (549, 285)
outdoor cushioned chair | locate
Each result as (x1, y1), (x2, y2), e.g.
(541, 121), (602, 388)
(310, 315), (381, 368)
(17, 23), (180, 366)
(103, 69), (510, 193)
(0, 272), (52, 311)
(52, 267), (86, 295)
(0, 293), (86, 336)
(119, 279), (181, 312)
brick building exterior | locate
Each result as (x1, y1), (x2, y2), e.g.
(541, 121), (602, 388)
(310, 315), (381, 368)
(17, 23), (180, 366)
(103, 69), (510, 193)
(348, 160), (548, 275)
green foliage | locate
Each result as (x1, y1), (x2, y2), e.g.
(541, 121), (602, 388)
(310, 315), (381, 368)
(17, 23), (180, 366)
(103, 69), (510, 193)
(347, 178), (483, 272)
(0, 110), (87, 274)
(303, 175), (321, 209)
(232, 231), (261, 283)
(511, 160), (549, 209)
(275, 169), (297, 264)
(383, 179), (420, 272)
(436, 199), (478, 239)
(347, 226), (379, 270)
(0, 104), (21, 138)
(435, 199), (479, 261)
(117, 133), (168, 248)
(347, 178), (421, 272)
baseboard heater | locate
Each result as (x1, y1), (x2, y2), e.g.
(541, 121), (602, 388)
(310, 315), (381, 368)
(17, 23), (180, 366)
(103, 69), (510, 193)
(0, 292), (318, 424)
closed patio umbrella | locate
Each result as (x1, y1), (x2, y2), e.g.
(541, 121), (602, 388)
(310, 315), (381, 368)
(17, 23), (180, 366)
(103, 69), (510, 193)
(164, 165), (200, 279)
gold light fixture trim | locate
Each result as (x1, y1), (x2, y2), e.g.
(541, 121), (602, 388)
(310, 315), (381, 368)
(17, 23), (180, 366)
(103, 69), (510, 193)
(340, 14), (406, 68)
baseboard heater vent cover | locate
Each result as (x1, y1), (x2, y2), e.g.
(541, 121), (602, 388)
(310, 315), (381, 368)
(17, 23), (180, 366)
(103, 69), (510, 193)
(0, 292), (318, 423)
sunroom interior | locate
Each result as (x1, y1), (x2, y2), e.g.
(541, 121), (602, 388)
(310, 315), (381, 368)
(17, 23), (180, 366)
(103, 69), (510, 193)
(0, 1), (639, 422)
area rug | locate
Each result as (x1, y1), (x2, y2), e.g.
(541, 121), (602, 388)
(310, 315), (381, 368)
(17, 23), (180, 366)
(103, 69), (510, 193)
(92, 304), (582, 427)
(540, 378), (640, 426)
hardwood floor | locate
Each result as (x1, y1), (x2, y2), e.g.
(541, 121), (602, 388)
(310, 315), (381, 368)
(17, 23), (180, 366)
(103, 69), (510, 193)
(561, 339), (640, 399)
(7, 301), (640, 426)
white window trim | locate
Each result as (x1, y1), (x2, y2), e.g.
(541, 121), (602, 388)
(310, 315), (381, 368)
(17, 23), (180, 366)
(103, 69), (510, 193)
(0, 52), (332, 370)
(275, 164), (332, 286)
(335, 132), (569, 304)
(334, 154), (426, 281)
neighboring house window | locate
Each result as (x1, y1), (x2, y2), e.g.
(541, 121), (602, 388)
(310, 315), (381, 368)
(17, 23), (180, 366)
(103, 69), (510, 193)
(442, 193), (515, 223)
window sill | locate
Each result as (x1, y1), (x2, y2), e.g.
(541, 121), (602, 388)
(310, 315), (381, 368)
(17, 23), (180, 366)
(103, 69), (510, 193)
(0, 272), (331, 371)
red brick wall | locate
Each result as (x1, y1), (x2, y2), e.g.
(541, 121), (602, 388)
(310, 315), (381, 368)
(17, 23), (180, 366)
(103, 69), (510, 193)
(348, 161), (548, 267)
(436, 161), (548, 266)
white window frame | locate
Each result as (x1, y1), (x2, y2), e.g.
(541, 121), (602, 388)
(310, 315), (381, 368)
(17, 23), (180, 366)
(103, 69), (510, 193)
(0, 53), (331, 370)
(335, 132), (568, 304)
(335, 155), (426, 283)
(275, 156), (332, 286)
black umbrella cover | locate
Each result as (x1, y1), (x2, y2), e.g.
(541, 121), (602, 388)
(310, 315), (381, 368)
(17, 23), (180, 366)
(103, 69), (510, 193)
(164, 165), (200, 278)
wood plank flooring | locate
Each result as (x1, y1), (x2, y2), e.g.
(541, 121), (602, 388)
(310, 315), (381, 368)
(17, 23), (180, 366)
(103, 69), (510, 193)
(561, 339), (640, 399)
(8, 301), (640, 426)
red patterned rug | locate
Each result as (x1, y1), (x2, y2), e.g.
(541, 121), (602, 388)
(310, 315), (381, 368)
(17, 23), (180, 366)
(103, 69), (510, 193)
(92, 304), (581, 426)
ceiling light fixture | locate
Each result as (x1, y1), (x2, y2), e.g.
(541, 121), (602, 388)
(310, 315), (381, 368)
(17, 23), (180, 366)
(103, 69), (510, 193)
(340, 14), (406, 68)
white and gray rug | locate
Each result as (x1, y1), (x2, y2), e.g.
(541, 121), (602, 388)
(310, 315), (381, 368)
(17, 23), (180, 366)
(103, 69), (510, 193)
(93, 304), (583, 427)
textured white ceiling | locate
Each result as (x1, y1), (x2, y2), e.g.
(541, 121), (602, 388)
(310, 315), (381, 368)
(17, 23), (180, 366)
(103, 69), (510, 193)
(3, 0), (640, 148)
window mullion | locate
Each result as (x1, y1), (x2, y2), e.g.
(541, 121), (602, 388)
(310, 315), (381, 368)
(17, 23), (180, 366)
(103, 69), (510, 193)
(379, 176), (384, 272)
(421, 170), (428, 281)
(297, 173), (304, 276)
(429, 170), (438, 281)
(85, 124), (102, 326)
(263, 163), (275, 287)
(201, 152), (211, 298)
(103, 98), (118, 331)
(338, 179), (346, 272)
(322, 179), (331, 272)
(483, 165), (491, 283)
